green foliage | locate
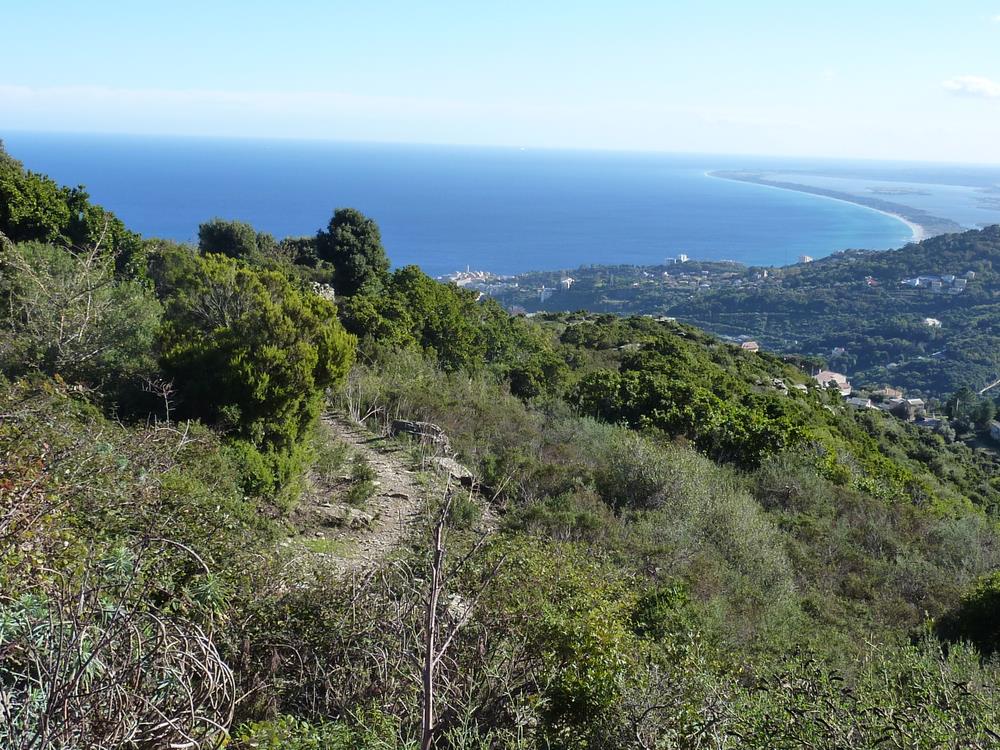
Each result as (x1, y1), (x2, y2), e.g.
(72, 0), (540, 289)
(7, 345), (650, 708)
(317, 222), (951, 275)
(233, 711), (405, 750)
(312, 432), (351, 484)
(0, 241), (161, 389)
(445, 491), (482, 530)
(198, 217), (277, 261)
(477, 540), (641, 749)
(0, 145), (141, 272)
(316, 207), (390, 295)
(507, 488), (614, 543)
(630, 581), (698, 642)
(344, 454), (377, 506)
(937, 572), (1000, 656)
(0, 378), (271, 577)
(338, 264), (567, 397)
(610, 442), (802, 647)
(278, 235), (322, 267)
(726, 640), (1000, 748)
(158, 253), (355, 493)
(569, 329), (805, 469)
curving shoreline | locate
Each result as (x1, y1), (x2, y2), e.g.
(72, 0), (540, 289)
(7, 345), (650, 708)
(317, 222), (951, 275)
(887, 212), (926, 243)
(708, 170), (964, 242)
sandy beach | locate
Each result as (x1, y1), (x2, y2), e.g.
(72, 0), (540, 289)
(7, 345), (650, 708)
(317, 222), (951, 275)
(707, 170), (928, 245)
(883, 211), (926, 243)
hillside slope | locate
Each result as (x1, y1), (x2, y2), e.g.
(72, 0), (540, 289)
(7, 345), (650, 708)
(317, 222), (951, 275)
(500, 226), (1000, 399)
(670, 226), (1000, 397)
(3, 146), (1000, 749)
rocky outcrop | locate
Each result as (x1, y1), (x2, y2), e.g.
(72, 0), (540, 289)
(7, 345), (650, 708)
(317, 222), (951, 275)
(311, 503), (375, 530)
(430, 456), (475, 487)
(390, 419), (452, 454)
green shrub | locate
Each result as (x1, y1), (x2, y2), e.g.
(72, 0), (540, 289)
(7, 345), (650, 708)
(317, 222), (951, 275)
(446, 491), (482, 530)
(630, 581), (698, 643)
(0, 242), (161, 388)
(726, 640), (1000, 748)
(198, 217), (277, 262)
(0, 146), (141, 271)
(937, 571), (1000, 656)
(316, 208), (390, 296)
(313, 433), (351, 484)
(158, 253), (355, 494)
(508, 487), (614, 542)
(233, 710), (405, 750)
(340, 454), (377, 507)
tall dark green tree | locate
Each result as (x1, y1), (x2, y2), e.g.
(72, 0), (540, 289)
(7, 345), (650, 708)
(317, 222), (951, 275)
(158, 253), (356, 494)
(198, 218), (276, 261)
(315, 208), (390, 296)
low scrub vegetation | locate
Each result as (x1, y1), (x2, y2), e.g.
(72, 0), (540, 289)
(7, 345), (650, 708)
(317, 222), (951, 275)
(2, 147), (999, 748)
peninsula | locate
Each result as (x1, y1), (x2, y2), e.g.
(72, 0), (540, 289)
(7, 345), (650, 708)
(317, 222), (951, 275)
(710, 169), (964, 239)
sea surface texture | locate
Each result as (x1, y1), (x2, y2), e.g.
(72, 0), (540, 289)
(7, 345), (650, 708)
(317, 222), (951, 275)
(8, 132), (993, 276)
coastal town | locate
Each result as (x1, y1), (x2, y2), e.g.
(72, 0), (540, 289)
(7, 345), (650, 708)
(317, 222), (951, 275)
(439, 250), (976, 314)
(438, 254), (998, 449)
(439, 255), (755, 309)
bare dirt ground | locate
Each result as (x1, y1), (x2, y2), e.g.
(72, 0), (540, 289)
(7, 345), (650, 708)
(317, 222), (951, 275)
(289, 412), (496, 572)
(295, 414), (431, 570)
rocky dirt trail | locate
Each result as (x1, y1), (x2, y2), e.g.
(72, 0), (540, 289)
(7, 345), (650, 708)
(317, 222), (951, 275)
(291, 412), (497, 572)
(294, 414), (436, 571)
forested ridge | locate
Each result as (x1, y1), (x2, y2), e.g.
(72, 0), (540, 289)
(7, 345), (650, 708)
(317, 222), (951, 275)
(2, 142), (1000, 749)
(671, 228), (1000, 398)
(505, 226), (1000, 401)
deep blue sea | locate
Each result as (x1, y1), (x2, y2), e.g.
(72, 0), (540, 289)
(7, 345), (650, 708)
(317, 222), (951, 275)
(0, 131), (954, 276)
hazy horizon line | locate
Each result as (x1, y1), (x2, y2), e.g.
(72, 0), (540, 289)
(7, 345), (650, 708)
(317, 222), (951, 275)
(6, 127), (1000, 170)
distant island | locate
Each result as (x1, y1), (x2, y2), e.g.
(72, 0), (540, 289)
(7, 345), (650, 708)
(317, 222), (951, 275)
(867, 186), (932, 197)
(709, 170), (964, 239)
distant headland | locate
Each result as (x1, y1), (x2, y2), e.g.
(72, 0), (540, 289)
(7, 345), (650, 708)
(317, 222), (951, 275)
(709, 170), (964, 241)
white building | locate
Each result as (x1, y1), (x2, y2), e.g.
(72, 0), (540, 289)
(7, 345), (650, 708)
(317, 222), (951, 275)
(559, 277), (575, 290)
(847, 397), (875, 409)
(798, 255), (814, 264)
(923, 317), (942, 328)
(814, 370), (852, 397)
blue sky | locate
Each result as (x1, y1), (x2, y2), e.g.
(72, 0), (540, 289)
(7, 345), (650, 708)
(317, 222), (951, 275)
(2, 1), (1000, 162)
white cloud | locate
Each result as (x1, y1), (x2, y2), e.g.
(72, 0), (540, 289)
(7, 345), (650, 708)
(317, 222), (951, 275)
(943, 75), (1000, 98)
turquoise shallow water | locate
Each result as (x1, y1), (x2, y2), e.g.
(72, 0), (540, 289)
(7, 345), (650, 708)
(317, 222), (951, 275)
(765, 171), (1000, 230)
(2, 131), (916, 276)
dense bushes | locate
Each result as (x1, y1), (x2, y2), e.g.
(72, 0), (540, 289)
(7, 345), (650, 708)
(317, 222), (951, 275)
(0, 379), (270, 749)
(158, 252), (355, 494)
(937, 572), (1000, 656)
(316, 207), (390, 295)
(0, 241), (161, 390)
(3, 153), (1000, 748)
(198, 217), (278, 262)
(339, 264), (566, 387)
(572, 367), (803, 469)
(0, 143), (141, 271)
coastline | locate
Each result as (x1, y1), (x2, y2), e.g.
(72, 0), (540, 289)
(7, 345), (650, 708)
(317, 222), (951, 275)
(706, 170), (945, 245)
(889, 212), (926, 243)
